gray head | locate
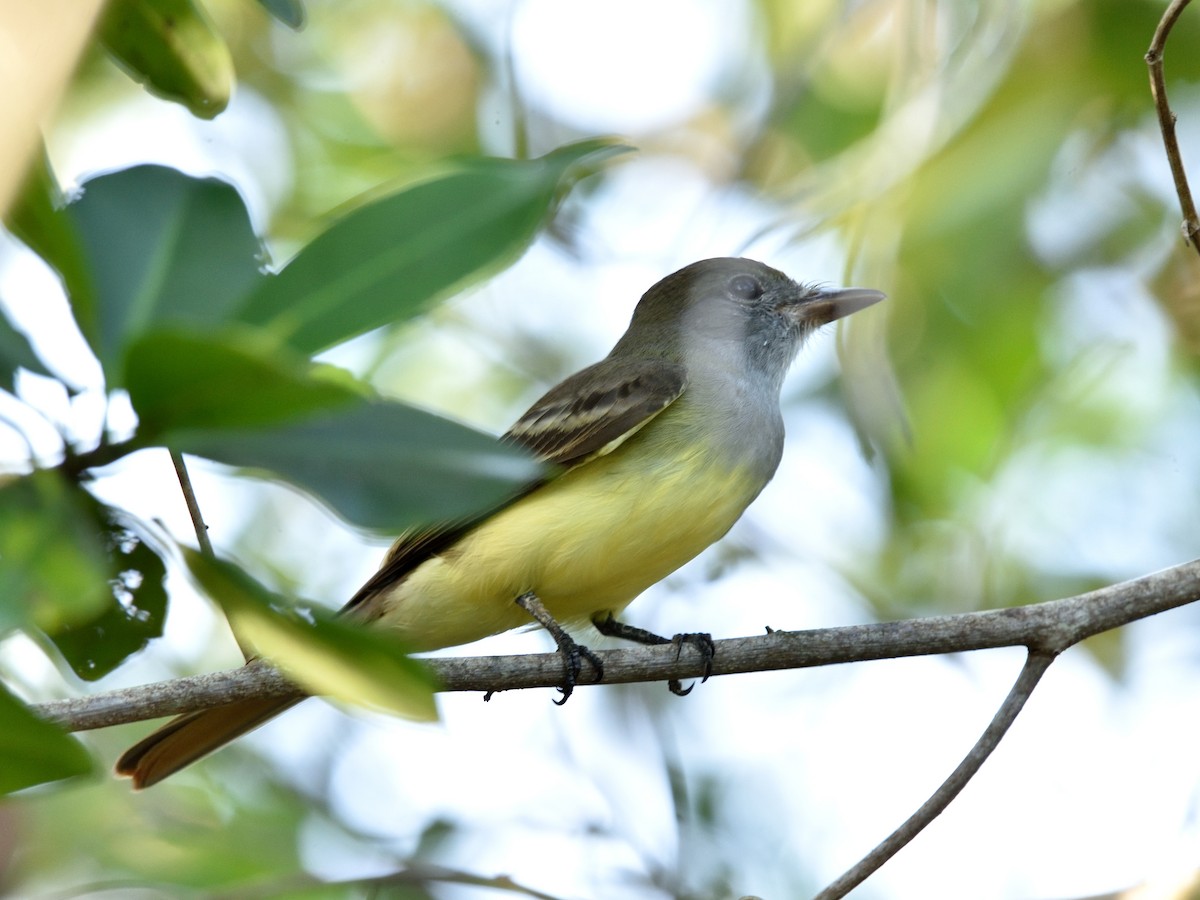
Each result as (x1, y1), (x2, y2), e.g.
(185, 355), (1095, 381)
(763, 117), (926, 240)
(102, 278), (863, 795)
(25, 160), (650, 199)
(617, 257), (884, 391)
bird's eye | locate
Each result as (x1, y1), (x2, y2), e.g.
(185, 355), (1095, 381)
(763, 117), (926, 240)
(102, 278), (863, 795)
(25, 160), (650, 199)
(728, 274), (763, 300)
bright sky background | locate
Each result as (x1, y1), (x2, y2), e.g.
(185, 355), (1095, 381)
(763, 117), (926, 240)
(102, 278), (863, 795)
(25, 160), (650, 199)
(4, 1), (1200, 898)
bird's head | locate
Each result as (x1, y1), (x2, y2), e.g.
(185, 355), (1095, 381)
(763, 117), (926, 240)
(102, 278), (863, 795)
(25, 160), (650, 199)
(621, 257), (885, 387)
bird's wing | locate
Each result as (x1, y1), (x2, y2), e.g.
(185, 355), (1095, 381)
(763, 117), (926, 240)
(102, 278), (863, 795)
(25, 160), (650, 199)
(343, 358), (687, 619)
(502, 357), (687, 467)
(343, 520), (479, 619)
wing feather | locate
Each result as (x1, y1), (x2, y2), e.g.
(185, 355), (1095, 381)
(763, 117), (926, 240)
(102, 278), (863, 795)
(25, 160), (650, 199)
(503, 358), (686, 466)
(343, 357), (686, 618)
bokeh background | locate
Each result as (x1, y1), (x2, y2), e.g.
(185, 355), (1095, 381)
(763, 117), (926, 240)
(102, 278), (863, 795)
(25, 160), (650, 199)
(4, 0), (1200, 897)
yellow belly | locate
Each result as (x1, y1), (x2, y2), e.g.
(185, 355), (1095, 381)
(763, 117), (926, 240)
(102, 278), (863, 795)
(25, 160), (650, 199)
(374, 437), (766, 651)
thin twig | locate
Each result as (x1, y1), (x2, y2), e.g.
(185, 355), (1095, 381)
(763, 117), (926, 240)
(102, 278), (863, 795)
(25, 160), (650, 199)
(1146, 0), (1200, 251)
(170, 450), (213, 557)
(42, 864), (565, 900)
(814, 649), (1057, 899)
(30, 557), (1200, 732)
(215, 862), (568, 900)
(170, 450), (254, 661)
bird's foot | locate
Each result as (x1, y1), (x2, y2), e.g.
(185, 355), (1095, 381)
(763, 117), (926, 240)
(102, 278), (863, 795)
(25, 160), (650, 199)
(592, 613), (715, 696)
(515, 592), (603, 705)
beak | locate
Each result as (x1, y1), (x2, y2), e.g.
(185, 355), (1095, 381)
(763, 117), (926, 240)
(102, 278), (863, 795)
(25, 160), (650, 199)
(801, 287), (886, 326)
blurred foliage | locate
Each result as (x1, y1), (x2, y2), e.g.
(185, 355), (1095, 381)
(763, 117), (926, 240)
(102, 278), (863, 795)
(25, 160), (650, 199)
(66, 164), (265, 375)
(0, 15), (615, 798)
(99, 0), (235, 118)
(2, 0), (1199, 896)
(0, 684), (93, 794)
(0, 471), (112, 633)
(236, 141), (629, 354)
(43, 498), (168, 681)
(6, 150), (97, 349)
(185, 549), (438, 720)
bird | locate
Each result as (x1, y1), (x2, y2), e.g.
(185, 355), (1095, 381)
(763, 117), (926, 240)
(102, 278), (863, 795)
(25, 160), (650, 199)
(116, 256), (884, 788)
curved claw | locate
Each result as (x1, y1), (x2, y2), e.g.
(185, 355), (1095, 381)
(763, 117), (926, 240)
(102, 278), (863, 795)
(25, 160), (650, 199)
(668, 678), (694, 696)
(515, 592), (603, 705)
(671, 632), (716, 683)
(552, 641), (605, 706)
(592, 613), (716, 697)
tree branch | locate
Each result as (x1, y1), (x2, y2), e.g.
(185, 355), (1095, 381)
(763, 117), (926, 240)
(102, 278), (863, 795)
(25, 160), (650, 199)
(1147, 0), (1200, 252)
(25, 558), (1200, 897)
(31, 557), (1200, 732)
(814, 649), (1057, 899)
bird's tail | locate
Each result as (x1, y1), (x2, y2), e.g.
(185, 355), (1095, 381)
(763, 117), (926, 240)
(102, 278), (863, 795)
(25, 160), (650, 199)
(115, 695), (303, 789)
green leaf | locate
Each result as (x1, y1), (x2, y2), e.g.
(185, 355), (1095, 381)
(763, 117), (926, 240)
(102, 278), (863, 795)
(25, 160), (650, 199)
(99, 0), (234, 119)
(124, 328), (360, 438)
(164, 397), (545, 533)
(45, 504), (168, 681)
(122, 328), (542, 533)
(4, 150), (98, 350)
(236, 139), (630, 354)
(183, 550), (438, 721)
(68, 166), (265, 379)
(256, 0), (305, 30)
(0, 683), (93, 793)
(0, 472), (110, 635)
(0, 311), (52, 394)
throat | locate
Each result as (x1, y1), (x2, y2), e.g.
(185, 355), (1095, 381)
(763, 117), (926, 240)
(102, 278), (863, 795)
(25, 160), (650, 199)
(665, 377), (785, 485)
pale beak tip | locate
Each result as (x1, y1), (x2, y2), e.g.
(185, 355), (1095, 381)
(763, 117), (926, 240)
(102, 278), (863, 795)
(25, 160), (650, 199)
(806, 287), (887, 325)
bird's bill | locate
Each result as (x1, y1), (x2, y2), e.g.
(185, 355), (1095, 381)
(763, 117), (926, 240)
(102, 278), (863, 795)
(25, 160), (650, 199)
(801, 287), (886, 326)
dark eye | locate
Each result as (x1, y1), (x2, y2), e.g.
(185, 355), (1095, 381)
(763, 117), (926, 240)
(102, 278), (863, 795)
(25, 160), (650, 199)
(728, 274), (763, 300)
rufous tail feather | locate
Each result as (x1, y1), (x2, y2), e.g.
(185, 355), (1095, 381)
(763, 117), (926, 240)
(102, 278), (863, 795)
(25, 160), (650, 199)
(115, 696), (302, 789)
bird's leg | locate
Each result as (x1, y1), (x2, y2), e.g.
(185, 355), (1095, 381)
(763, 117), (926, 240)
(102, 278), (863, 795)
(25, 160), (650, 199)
(592, 613), (715, 696)
(515, 592), (604, 705)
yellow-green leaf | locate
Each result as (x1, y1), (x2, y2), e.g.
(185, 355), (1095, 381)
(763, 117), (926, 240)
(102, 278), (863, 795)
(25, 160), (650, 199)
(184, 550), (438, 722)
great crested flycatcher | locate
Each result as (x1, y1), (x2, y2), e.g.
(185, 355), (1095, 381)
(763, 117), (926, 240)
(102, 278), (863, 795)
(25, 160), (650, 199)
(116, 257), (884, 788)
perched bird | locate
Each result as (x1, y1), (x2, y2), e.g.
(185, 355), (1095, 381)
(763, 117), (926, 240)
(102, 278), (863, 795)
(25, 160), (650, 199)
(117, 257), (884, 788)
